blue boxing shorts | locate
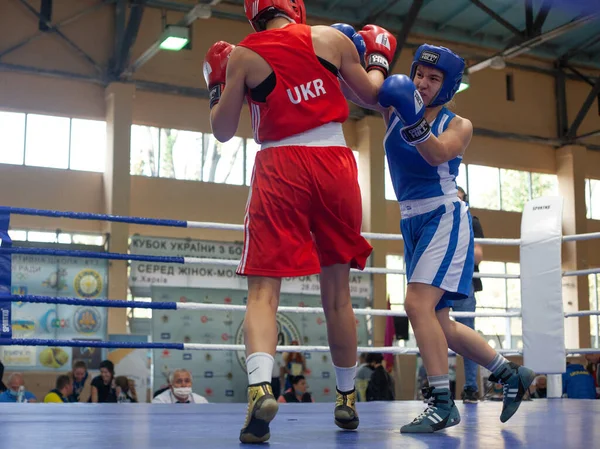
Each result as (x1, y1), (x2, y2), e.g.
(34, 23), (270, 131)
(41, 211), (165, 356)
(399, 195), (474, 310)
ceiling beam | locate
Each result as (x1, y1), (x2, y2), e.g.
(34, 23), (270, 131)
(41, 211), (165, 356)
(0, 0), (111, 60)
(16, 0), (103, 75)
(390, 0), (424, 71)
(532, 0), (553, 33)
(113, 0), (146, 78)
(467, 0), (524, 38)
(566, 77), (600, 140)
(436, 1), (473, 32)
(525, 0), (534, 36)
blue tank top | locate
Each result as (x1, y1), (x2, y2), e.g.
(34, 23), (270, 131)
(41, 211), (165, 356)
(384, 107), (461, 202)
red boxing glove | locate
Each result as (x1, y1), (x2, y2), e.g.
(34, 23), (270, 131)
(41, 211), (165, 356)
(358, 25), (397, 78)
(203, 41), (235, 109)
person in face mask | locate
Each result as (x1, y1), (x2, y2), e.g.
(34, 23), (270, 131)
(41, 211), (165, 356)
(530, 375), (547, 399)
(152, 369), (208, 404)
(0, 372), (37, 403)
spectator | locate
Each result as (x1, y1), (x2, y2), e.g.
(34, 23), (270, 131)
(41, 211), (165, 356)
(453, 186), (485, 404)
(69, 360), (92, 403)
(563, 361), (597, 399)
(271, 353), (284, 400)
(355, 353), (374, 402)
(44, 374), (73, 403)
(115, 376), (138, 403)
(152, 369), (208, 404)
(585, 354), (600, 398)
(0, 372), (37, 403)
(278, 375), (314, 403)
(366, 353), (395, 402)
(0, 360), (6, 393)
(91, 360), (117, 403)
(530, 375), (547, 399)
(282, 341), (307, 391)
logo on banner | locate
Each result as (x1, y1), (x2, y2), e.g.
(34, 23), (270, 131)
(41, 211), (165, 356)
(235, 312), (302, 371)
(11, 286), (27, 308)
(74, 269), (103, 298)
(40, 309), (69, 332)
(183, 353), (192, 361)
(74, 307), (101, 334)
(42, 268), (68, 291)
(12, 319), (35, 335)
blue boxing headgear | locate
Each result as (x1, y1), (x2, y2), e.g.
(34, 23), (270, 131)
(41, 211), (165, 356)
(410, 44), (465, 108)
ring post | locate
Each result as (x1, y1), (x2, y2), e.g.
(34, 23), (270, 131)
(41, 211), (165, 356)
(520, 196), (565, 398)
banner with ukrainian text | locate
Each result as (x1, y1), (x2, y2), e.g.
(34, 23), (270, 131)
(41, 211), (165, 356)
(129, 235), (372, 298)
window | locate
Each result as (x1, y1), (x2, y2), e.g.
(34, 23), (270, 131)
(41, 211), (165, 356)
(590, 274), (600, 348)
(245, 139), (260, 186)
(0, 111), (25, 165)
(203, 135), (244, 185)
(25, 114), (70, 169)
(384, 158), (396, 201)
(159, 129), (202, 181)
(70, 119), (106, 172)
(468, 165), (500, 210)
(456, 163), (467, 194)
(500, 169), (530, 212)
(131, 125), (159, 176)
(476, 261), (507, 308)
(386, 255), (406, 308)
(586, 179), (600, 220)
(7, 229), (104, 246)
(531, 173), (558, 199)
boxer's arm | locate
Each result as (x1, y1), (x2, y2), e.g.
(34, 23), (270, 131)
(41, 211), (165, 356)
(416, 116), (473, 166)
(338, 33), (383, 106)
(210, 48), (247, 142)
(339, 77), (388, 113)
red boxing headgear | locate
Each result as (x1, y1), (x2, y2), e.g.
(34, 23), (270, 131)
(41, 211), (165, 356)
(244, 0), (306, 32)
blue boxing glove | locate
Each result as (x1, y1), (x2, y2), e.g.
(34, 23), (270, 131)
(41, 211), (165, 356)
(331, 23), (366, 63)
(378, 74), (431, 145)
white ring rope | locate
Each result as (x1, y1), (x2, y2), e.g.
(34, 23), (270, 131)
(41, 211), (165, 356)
(562, 231), (600, 242)
(563, 267), (600, 277)
(180, 257), (519, 279)
(564, 310), (600, 318)
(176, 302), (523, 319)
(181, 344), (524, 355)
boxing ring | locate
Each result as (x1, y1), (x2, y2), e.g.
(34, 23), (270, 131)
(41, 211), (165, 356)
(1, 197), (600, 449)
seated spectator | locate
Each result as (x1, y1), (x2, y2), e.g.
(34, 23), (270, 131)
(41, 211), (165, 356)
(91, 360), (117, 403)
(44, 374), (73, 403)
(0, 372), (37, 403)
(585, 354), (600, 398)
(152, 369), (208, 404)
(366, 353), (395, 402)
(530, 375), (547, 399)
(355, 353), (373, 402)
(69, 360), (92, 403)
(278, 375), (314, 403)
(0, 360), (6, 393)
(563, 361), (597, 399)
(115, 376), (138, 403)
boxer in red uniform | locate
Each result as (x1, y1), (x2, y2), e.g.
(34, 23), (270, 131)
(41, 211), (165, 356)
(203, 0), (396, 443)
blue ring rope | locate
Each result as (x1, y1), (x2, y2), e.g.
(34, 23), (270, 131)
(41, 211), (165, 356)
(0, 206), (187, 228)
(0, 338), (184, 350)
(0, 247), (185, 264)
(7, 295), (177, 310)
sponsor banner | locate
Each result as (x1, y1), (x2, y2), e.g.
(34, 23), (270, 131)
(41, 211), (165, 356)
(5, 255), (108, 371)
(130, 236), (372, 298)
(151, 286), (370, 403)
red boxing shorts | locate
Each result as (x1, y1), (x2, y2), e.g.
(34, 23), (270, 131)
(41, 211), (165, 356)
(236, 145), (372, 277)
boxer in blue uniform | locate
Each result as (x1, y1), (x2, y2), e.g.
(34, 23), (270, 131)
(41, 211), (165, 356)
(331, 28), (536, 433)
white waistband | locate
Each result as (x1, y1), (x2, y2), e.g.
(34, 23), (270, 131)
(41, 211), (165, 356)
(260, 123), (346, 150)
(399, 194), (459, 218)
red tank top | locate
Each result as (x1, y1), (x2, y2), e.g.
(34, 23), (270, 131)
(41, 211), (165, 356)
(238, 24), (349, 144)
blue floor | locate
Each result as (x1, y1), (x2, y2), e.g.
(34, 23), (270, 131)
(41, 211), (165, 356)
(0, 400), (599, 448)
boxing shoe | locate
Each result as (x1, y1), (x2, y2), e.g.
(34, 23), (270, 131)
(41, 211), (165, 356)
(239, 382), (279, 444)
(334, 388), (359, 430)
(488, 362), (536, 423)
(400, 387), (460, 433)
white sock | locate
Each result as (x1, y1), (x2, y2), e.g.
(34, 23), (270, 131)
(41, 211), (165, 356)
(428, 374), (450, 390)
(334, 363), (357, 393)
(246, 352), (274, 385)
(485, 353), (508, 375)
